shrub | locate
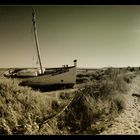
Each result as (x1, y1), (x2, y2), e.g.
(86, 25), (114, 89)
(57, 68), (127, 134)
(0, 77), (56, 134)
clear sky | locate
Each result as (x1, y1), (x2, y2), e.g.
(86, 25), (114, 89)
(1, 5), (140, 68)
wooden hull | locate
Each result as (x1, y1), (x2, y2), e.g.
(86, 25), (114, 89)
(19, 66), (76, 89)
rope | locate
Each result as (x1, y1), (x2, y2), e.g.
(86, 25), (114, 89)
(31, 23), (35, 68)
(33, 44), (35, 67)
(39, 88), (80, 128)
(31, 23), (39, 68)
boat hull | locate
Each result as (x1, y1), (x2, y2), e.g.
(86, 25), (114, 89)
(19, 66), (76, 90)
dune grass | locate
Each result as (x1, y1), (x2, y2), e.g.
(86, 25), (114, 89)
(0, 67), (135, 135)
(56, 68), (133, 134)
(0, 77), (58, 134)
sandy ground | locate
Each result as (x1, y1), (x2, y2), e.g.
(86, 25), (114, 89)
(100, 75), (140, 135)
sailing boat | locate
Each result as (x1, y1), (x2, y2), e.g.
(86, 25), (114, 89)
(4, 9), (77, 91)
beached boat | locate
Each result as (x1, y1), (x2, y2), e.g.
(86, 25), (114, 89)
(4, 9), (77, 91)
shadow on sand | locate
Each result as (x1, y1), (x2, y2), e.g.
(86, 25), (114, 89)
(19, 82), (74, 92)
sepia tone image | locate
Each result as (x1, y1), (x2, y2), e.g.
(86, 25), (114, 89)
(1, 5), (140, 135)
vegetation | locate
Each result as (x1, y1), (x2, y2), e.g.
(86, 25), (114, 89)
(0, 77), (59, 134)
(0, 67), (136, 134)
(57, 68), (131, 134)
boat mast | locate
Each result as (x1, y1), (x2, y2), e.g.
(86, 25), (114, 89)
(32, 8), (44, 74)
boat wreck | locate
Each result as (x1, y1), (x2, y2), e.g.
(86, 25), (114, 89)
(4, 9), (77, 91)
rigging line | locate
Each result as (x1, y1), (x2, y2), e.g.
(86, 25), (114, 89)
(31, 16), (38, 68)
(31, 22), (35, 67)
(33, 44), (35, 67)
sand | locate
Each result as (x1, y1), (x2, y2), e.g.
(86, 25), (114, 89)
(100, 76), (140, 135)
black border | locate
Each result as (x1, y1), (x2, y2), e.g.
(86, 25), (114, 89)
(0, 0), (140, 139)
(0, 135), (137, 139)
(0, 0), (140, 5)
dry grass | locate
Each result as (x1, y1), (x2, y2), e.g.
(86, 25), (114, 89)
(0, 77), (58, 134)
(0, 67), (136, 135)
(56, 68), (131, 134)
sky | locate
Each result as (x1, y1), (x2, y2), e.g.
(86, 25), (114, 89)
(1, 5), (140, 68)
